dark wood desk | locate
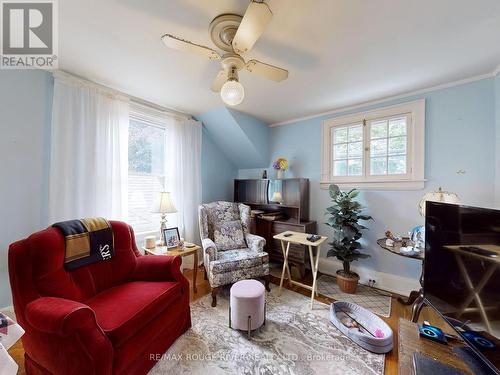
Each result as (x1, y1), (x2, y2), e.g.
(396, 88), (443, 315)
(398, 318), (473, 375)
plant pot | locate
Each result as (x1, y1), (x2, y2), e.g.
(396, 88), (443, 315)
(276, 170), (285, 179)
(336, 270), (359, 294)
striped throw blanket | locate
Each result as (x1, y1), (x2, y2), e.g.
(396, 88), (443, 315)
(53, 218), (115, 271)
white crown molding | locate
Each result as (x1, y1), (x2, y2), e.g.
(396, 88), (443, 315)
(270, 70), (497, 127)
(494, 63), (500, 77)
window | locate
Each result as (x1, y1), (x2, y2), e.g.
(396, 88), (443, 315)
(127, 110), (168, 234)
(321, 100), (425, 189)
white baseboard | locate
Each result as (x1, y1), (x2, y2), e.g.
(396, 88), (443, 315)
(318, 257), (421, 297)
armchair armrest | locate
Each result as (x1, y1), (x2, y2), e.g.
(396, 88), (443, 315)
(245, 233), (266, 253)
(202, 238), (217, 262)
(26, 297), (100, 337)
(132, 255), (186, 283)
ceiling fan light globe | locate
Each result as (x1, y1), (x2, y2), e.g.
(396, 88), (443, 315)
(220, 80), (245, 106)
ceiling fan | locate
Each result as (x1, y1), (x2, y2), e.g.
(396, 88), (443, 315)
(161, 0), (288, 106)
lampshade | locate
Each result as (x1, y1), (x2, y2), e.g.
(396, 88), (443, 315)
(418, 187), (460, 217)
(152, 192), (177, 214)
(220, 80), (245, 106)
(271, 191), (283, 203)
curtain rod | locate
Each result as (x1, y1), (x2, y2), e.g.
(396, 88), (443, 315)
(52, 70), (192, 120)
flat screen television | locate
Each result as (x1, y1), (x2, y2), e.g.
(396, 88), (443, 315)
(425, 201), (500, 374)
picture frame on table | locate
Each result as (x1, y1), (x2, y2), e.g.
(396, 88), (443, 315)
(163, 227), (180, 249)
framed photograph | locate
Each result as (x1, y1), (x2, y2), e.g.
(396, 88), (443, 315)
(163, 227), (180, 249)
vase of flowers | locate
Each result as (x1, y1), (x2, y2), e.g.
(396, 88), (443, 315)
(273, 157), (288, 179)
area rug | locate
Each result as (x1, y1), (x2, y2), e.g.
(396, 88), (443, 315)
(149, 287), (385, 375)
(316, 275), (392, 318)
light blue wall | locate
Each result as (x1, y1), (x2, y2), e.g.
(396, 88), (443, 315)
(0, 70), (53, 307)
(227, 109), (269, 164)
(201, 126), (237, 203)
(495, 74), (500, 207)
(240, 78), (496, 281)
(197, 107), (269, 168)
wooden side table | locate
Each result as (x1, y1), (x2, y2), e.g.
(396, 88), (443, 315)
(143, 245), (201, 294)
(273, 231), (327, 309)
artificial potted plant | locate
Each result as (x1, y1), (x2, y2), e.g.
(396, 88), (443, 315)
(325, 184), (373, 294)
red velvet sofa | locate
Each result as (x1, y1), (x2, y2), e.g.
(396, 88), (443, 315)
(8, 221), (191, 375)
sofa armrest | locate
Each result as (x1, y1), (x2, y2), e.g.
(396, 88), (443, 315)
(25, 297), (113, 375)
(132, 255), (186, 283)
(26, 297), (100, 337)
(245, 233), (266, 253)
(202, 238), (217, 263)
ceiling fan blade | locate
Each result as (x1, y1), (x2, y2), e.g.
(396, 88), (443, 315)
(245, 60), (288, 82)
(161, 34), (221, 60)
(232, 1), (272, 54)
(211, 70), (227, 92)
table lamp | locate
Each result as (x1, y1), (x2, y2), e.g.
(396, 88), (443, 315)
(271, 191), (283, 204)
(418, 187), (460, 217)
(152, 192), (177, 245)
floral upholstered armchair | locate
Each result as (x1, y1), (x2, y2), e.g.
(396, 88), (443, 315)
(199, 201), (270, 306)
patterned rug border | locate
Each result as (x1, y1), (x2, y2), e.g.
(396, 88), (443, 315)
(316, 275), (392, 318)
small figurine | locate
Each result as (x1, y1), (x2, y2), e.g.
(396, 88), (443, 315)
(385, 230), (402, 244)
(409, 225), (425, 249)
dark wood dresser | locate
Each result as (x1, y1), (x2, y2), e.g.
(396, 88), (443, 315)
(234, 178), (317, 278)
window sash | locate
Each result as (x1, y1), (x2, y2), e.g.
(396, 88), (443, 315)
(328, 114), (411, 181)
(331, 123), (364, 177)
(127, 115), (169, 234)
(320, 99), (425, 189)
(367, 113), (411, 179)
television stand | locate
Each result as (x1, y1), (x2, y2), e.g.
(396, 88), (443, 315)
(398, 318), (474, 375)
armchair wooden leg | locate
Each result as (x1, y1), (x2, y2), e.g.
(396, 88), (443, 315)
(211, 287), (218, 307)
(264, 275), (271, 292)
(204, 265), (208, 281)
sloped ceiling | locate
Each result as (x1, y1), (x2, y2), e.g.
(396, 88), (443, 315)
(197, 108), (269, 169)
(58, 0), (500, 124)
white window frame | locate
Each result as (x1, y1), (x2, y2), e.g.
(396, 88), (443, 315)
(128, 104), (170, 238)
(321, 99), (426, 190)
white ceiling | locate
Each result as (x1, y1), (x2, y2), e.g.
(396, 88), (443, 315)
(60, 0), (500, 124)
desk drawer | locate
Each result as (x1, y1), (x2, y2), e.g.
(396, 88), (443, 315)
(272, 222), (306, 235)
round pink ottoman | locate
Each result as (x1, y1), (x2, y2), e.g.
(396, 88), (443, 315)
(229, 280), (266, 337)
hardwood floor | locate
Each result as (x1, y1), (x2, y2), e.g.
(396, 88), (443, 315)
(7, 267), (450, 375)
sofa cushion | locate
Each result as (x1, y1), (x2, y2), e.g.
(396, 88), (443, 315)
(86, 281), (182, 347)
(209, 249), (269, 274)
(213, 220), (246, 251)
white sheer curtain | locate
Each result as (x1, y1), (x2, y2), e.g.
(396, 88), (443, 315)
(48, 73), (129, 223)
(165, 117), (202, 245)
